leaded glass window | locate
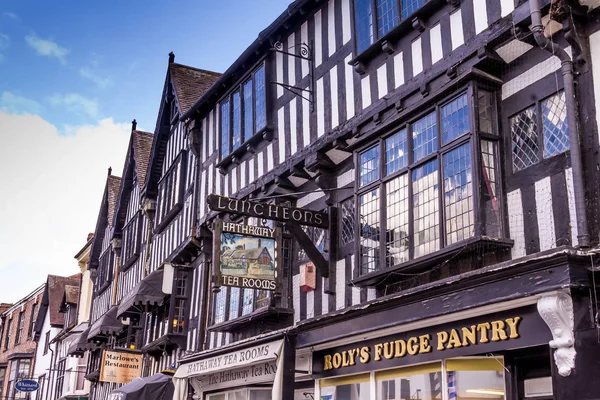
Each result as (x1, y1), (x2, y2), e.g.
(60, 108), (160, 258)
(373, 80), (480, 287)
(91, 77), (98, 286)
(356, 88), (503, 275)
(355, 0), (374, 53)
(401, 0), (423, 19)
(340, 197), (356, 247)
(510, 90), (569, 172)
(377, 0), (399, 39)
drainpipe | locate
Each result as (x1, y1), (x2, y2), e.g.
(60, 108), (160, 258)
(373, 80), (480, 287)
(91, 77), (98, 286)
(529, 0), (590, 248)
(46, 345), (55, 400)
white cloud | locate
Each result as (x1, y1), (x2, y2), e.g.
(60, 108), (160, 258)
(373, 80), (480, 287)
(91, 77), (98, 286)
(49, 93), (99, 118)
(0, 32), (9, 62)
(25, 33), (68, 64)
(0, 112), (130, 302)
(1, 91), (43, 115)
(3, 12), (19, 20)
(80, 67), (112, 88)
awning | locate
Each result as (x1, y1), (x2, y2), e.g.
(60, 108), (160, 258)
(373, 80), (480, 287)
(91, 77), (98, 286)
(87, 306), (123, 340)
(67, 327), (96, 356)
(107, 373), (174, 400)
(117, 269), (165, 319)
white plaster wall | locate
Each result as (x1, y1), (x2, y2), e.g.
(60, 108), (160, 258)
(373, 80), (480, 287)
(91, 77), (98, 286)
(33, 314), (60, 400)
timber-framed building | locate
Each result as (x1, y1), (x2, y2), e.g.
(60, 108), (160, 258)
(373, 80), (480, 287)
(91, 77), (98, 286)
(78, 1), (600, 400)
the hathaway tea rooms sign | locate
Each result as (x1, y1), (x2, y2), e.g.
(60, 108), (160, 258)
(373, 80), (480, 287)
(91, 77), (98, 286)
(212, 220), (282, 291)
(100, 350), (143, 384)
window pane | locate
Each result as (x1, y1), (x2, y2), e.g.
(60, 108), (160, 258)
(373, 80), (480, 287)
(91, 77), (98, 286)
(377, 0), (399, 38)
(401, 0), (423, 19)
(542, 91), (569, 158)
(447, 359), (505, 400)
(481, 140), (502, 237)
(242, 289), (253, 316)
(413, 160), (439, 257)
(360, 189), (380, 274)
(355, 0), (374, 53)
(511, 106), (539, 172)
(214, 288), (226, 324)
(441, 94), (469, 144)
(444, 143), (474, 246)
(255, 290), (271, 308)
(229, 287), (240, 319)
(232, 91), (242, 151)
(254, 66), (267, 131)
(360, 145), (380, 186)
(322, 382), (370, 400)
(221, 100), (230, 157)
(243, 80), (253, 142)
(340, 197), (356, 246)
(478, 90), (495, 134)
(385, 129), (408, 175)
(377, 371), (444, 400)
(386, 174), (409, 267)
(413, 111), (437, 162)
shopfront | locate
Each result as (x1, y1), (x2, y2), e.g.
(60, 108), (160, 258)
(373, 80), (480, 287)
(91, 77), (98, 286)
(173, 333), (295, 400)
(307, 304), (556, 400)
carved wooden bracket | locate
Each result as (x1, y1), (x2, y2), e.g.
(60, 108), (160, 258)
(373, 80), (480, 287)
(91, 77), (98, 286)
(537, 292), (576, 377)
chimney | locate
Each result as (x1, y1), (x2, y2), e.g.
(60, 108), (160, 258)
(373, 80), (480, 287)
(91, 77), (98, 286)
(168, 52), (175, 64)
(108, 166), (112, 176)
(131, 119), (137, 132)
(87, 233), (94, 241)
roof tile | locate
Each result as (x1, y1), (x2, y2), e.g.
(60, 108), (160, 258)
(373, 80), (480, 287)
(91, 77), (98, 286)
(107, 175), (122, 228)
(169, 63), (221, 114)
(47, 274), (80, 326)
(131, 130), (154, 189)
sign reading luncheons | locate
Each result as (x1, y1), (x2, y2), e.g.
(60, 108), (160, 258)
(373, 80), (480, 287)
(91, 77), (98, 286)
(100, 350), (143, 384)
(212, 219), (282, 291)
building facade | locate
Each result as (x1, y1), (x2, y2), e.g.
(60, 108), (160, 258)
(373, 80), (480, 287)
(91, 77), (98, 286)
(76, 1), (600, 400)
(0, 285), (43, 400)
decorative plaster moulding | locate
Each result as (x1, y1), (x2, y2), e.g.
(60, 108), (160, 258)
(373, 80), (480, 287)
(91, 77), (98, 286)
(537, 292), (576, 377)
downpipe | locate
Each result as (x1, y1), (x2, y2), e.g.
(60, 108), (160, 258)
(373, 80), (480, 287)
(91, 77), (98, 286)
(529, 0), (590, 247)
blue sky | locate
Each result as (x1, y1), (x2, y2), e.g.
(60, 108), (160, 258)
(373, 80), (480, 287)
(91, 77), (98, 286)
(0, 0), (291, 131)
(0, 0), (291, 302)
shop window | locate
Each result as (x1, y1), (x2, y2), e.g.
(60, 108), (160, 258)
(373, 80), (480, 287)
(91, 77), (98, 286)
(155, 151), (187, 231)
(354, 0), (423, 53)
(510, 90), (569, 172)
(356, 88), (503, 276)
(7, 359), (31, 400)
(446, 358), (506, 399)
(320, 373), (371, 400)
(15, 311), (25, 345)
(376, 362), (442, 400)
(220, 64), (267, 159)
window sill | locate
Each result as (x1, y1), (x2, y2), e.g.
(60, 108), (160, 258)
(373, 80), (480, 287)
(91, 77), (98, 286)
(154, 203), (183, 234)
(351, 236), (514, 287)
(349, 0), (454, 74)
(216, 126), (274, 174)
(208, 306), (294, 333)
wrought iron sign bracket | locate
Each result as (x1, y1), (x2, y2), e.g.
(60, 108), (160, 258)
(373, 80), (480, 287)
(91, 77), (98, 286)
(271, 41), (315, 111)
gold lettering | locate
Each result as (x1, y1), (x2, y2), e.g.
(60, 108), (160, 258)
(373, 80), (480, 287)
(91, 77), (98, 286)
(419, 334), (432, 353)
(477, 323), (491, 343)
(323, 355), (333, 371)
(407, 337), (419, 355)
(491, 320), (508, 342)
(374, 343), (384, 361)
(383, 342), (394, 359)
(461, 326), (477, 347)
(437, 331), (449, 350)
(359, 346), (370, 363)
(505, 317), (522, 339)
(447, 329), (462, 349)
(332, 353), (342, 369)
(341, 351), (350, 367)
(347, 349), (358, 366)
(394, 340), (406, 358)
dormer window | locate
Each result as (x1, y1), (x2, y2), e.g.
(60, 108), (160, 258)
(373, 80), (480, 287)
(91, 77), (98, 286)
(355, 0), (423, 53)
(220, 64), (267, 159)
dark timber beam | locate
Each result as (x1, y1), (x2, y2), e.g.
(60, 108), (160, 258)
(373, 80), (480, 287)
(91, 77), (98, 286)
(286, 222), (329, 278)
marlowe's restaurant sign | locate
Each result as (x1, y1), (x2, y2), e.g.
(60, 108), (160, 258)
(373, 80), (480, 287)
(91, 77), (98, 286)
(174, 339), (283, 378)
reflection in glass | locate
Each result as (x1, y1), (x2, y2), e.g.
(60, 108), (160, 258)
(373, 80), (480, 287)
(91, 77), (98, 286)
(385, 129), (408, 175)
(481, 140), (501, 237)
(254, 66), (267, 132)
(441, 94), (469, 144)
(542, 90), (569, 158)
(229, 287), (240, 319)
(377, 367), (443, 400)
(413, 160), (439, 257)
(478, 90), (495, 134)
(360, 146), (380, 186)
(232, 91), (242, 151)
(377, 0), (399, 39)
(447, 362), (505, 399)
(243, 80), (253, 142)
(221, 100), (231, 157)
(386, 174), (409, 266)
(510, 106), (539, 172)
(322, 381), (371, 400)
(360, 189), (380, 274)
(355, 0), (374, 53)
(443, 143), (474, 245)
(412, 112), (437, 162)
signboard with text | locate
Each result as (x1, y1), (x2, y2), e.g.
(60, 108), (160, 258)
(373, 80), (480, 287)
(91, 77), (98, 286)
(100, 350), (143, 384)
(213, 220), (282, 291)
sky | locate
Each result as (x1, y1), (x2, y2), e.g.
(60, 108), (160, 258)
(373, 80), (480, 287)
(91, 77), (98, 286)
(0, 0), (291, 302)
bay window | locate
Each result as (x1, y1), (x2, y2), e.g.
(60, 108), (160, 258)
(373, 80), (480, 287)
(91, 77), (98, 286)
(357, 87), (503, 276)
(220, 64), (267, 159)
(355, 0), (424, 53)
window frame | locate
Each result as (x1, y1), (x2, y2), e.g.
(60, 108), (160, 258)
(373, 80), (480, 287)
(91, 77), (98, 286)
(354, 84), (505, 278)
(28, 303), (37, 340)
(96, 248), (114, 293)
(55, 358), (66, 397)
(218, 61), (270, 162)
(154, 150), (188, 233)
(15, 311), (25, 345)
(43, 331), (50, 356)
(4, 318), (12, 350)
(121, 210), (144, 271)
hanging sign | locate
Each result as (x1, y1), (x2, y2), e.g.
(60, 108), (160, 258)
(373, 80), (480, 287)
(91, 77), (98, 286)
(15, 380), (39, 392)
(213, 219), (283, 291)
(99, 350), (143, 384)
(207, 194), (328, 228)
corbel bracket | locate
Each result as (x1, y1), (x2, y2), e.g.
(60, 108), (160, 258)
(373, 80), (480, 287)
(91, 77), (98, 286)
(537, 292), (576, 377)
